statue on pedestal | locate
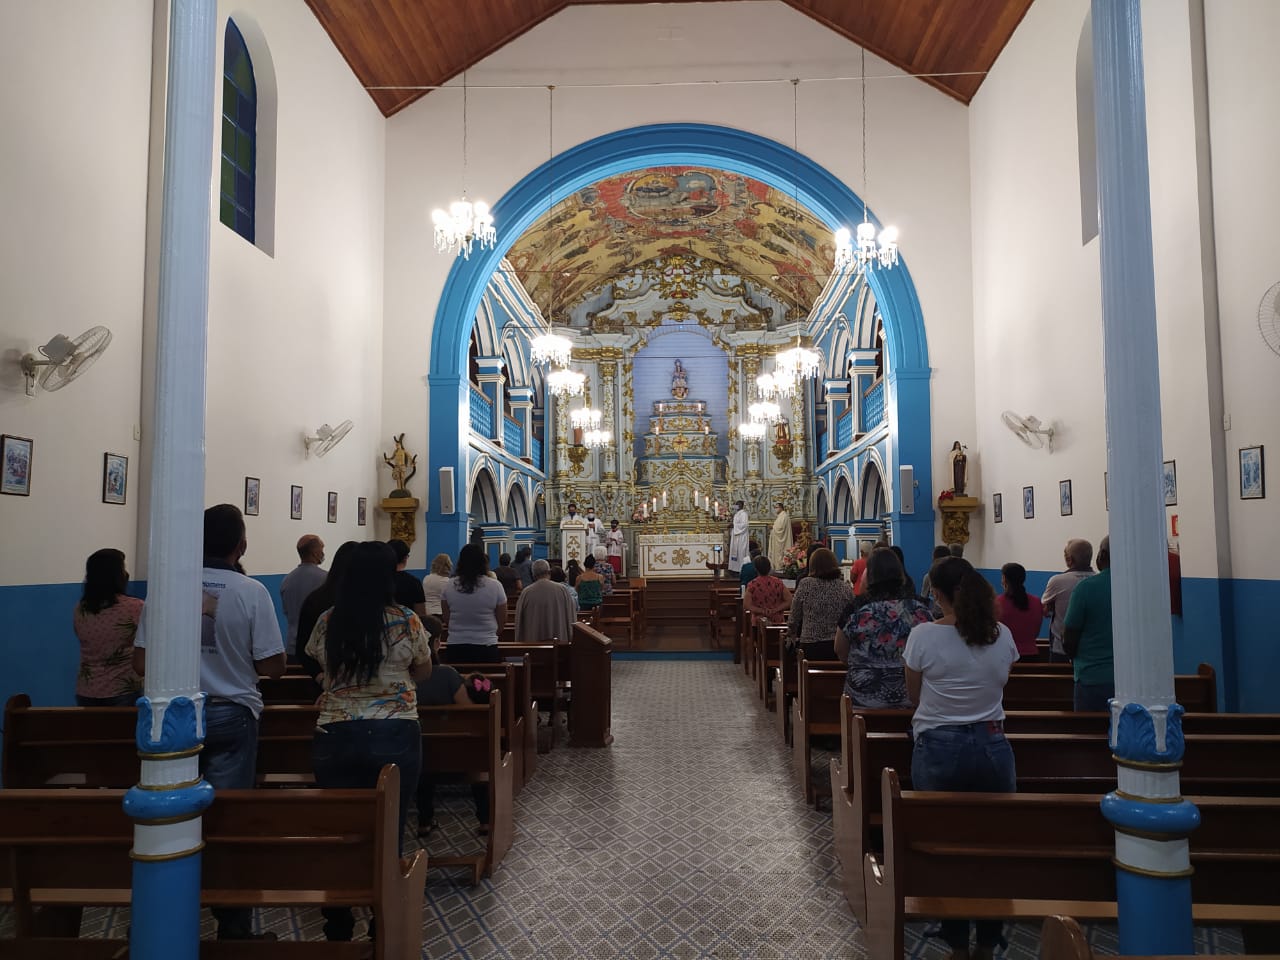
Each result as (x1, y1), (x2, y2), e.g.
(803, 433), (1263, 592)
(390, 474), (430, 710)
(949, 441), (969, 496)
(382, 434), (417, 498)
(671, 360), (689, 400)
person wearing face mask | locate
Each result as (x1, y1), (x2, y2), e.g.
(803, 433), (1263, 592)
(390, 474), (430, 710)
(583, 508), (604, 554)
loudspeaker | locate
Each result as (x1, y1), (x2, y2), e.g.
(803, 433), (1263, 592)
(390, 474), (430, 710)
(899, 465), (914, 515)
(439, 467), (456, 515)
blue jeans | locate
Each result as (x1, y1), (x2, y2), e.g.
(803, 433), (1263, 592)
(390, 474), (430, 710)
(1074, 682), (1114, 712)
(200, 701), (259, 938)
(912, 721), (1017, 950)
(313, 719), (421, 942)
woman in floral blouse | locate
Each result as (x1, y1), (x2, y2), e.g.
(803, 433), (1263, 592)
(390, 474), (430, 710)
(743, 556), (792, 622)
(835, 547), (932, 708)
(74, 549), (143, 706)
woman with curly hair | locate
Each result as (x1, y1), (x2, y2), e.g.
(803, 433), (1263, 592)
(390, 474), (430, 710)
(73, 548), (143, 706)
(903, 556), (1019, 960)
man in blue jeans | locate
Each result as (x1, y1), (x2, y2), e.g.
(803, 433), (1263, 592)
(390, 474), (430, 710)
(1063, 536), (1114, 712)
(134, 504), (286, 940)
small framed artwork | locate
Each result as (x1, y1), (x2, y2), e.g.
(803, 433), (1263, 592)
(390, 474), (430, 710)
(357, 496), (368, 526)
(1240, 445), (1265, 500)
(290, 484), (303, 520)
(992, 492), (1003, 523)
(1, 435), (33, 496)
(1162, 460), (1178, 506)
(1022, 485), (1035, 520)
(102, 452), (128, 505)
(327, 491), (338, 524)
(244, 477), (261, 516)
(1059, 479), (1073, 516)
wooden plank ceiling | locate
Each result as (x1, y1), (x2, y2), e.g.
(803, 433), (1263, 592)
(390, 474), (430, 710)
(304, 0), (1035, 117)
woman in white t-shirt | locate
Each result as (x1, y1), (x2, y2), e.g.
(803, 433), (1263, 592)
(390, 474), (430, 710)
(441, 544), (508, 664)
(902, 556), (1019, 960)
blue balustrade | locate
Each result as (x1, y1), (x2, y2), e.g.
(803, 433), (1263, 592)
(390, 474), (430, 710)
(531, 436), (543, 468)
(469, 386), (494, 438)
(835, 409), (854, 449)
(817, 430), (829, 461)
(504, 417), (523, 453)
(861, 379), (886, 432)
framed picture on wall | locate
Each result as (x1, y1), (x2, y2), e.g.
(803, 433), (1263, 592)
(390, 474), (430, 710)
(1, 435), (33, 496)
(327, 491), (338, 523)
(357, 497), (368, 526)
(1059, 479), (1073, 516)
(992, 492), (1003, 523)
(244, 477), (260, 516)
(1240, 445), (1265, 500)
(1162, 460), (1178, 506)
(290, 484), (303, 520)
(102, 453), (128, 505)
(1022, 485), (1035, 520)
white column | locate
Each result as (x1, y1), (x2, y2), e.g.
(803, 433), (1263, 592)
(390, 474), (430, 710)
(1092, 1), (1195, 953)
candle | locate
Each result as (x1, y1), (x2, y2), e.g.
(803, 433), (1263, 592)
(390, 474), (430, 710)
(714, 500), (719, 515)
(662, 491), (668, 507)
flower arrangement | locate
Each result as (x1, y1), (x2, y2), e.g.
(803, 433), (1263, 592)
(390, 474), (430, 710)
(939, 490), (956, 502)
(778, 542), (809, 580)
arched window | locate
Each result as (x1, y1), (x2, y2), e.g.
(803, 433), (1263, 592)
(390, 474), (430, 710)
(220, 19), (256, 243)
(1077, 11), (1099, 244)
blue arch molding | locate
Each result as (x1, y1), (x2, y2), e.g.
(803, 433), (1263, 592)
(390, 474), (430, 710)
(428, 123), (933, 562)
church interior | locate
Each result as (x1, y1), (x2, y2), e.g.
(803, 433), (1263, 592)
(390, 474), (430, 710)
(1, 0), (1278, 956)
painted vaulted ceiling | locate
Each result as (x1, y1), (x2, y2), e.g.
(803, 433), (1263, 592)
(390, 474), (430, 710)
(304, 0), (1035, 117)
(505, 167), (835, 323)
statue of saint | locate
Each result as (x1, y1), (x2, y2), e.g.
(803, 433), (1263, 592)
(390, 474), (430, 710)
(949, 441), (969, 496)
(382, 434), (417, 498)
(774, 419), (791, 445)
(671, 360), (689, 399)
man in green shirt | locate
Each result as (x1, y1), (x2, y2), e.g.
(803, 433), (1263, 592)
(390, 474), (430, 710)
(1063, 536), (1114, 711)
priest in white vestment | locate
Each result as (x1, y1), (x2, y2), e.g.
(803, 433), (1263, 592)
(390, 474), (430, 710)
(583, 508), (604, 554)
(728, 500), (751, 573)
(768, 501), (793, 563)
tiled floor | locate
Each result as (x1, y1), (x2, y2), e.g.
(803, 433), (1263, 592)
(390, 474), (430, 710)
(1, 660), (1246, 957)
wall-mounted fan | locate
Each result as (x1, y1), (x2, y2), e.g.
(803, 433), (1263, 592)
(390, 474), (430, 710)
(20, 326), (113, 397)
(303, 420), (353, 458)
(1002, 410), (1055, 452)
(1259, 281), (1280, 357)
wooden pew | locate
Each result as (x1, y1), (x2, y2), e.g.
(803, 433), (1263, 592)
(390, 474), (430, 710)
(756, 624), (788, 705)
(1040, 914), (1280, 960)
(789, 661), (846, 804)
(498, 642), (564, 748)
(863, 768), (1280, 960)
(0, 765), (426, 958)
(708, 584), (739, 653)
(568, 622), (613, 748)
(770, 621), (798, 744)
(442, 660), (536, 794)
(839, 705), (1276, 739)
(597, 588), (639, 649)
(830, 703), (1280, 925)
(1002, 663), (1216, 712)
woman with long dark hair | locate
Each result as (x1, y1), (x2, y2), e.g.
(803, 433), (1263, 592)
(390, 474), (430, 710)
(305, 541), (432, 942)
(903, 557), (1019, 960)
(836, 548), (932, 709)
(996, 561), (1044, 658)
(441, 543), (507, 664)
(296, 541), (358, 681)
(73, 549), (143, 706)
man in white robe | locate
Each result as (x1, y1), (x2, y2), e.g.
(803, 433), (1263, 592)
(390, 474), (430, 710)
(728, 500), (750, 573)
(583, 508), (604, 555)
(768, 501), (793, 564)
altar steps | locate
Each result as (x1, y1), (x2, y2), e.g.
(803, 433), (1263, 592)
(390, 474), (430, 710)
(640, 579), (717, 651)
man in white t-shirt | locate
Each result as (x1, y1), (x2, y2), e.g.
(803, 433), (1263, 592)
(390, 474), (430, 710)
(1041, 538), (1094, 662)
(133, 503), (286, 941)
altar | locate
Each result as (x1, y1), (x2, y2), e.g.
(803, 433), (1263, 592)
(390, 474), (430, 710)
(637, 532), (726, 579)
(634, 369), (727, 513)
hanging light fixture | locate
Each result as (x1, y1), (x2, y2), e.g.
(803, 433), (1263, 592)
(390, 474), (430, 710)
(583, 427), (611, 449)
(570, 407), (602, 431)
(756, 371), (784, 399)
(852, 40), (898, 270)
(738, 421), (767, 441)
(529, 333), (571, 368)
(833, 226), (854, 271)
(431, 67), (496, 259)
(536, 84), (583, 399)
(748, 400), (783, 424)
(547, 367), (585, 399)
(775, 336), (822, 383)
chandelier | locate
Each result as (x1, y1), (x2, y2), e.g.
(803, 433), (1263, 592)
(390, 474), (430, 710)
(431, 69), (496, 259)
(738, 421), (767, 441)
(748, 400), (783, 424)
(529, 332), (571, 367)
(583, 428), (611, 449)
(547, 367), (585, 399)
(854, 43), (898, 270)
(570, 407), (602, 430)
(833, 226), (854, 271)
(756, 371), (785, 399)
(774, 339), (822, 382)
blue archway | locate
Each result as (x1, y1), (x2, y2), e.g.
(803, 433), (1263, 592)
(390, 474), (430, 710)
(427, 123), (934, 564)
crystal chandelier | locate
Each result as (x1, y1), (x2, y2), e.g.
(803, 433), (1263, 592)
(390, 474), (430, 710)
(547, 367), (585, 399)
(738, 421), (767, 440)
(529, 332), (571, 367)
(756, 371), (785, 399)
(775, 339), (822, 382)
(431, 69), (496, 259)
(583, 428), (611, 449)
(748, 400), (783, 424)
(570, 407), (602, 431)
(845, 43), (898, 271)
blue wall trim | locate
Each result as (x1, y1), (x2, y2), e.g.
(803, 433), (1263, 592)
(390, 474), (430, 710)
(427, 123), (934, 563)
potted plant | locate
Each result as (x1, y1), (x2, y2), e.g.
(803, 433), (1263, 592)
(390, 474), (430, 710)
(778, 542), (808, 586)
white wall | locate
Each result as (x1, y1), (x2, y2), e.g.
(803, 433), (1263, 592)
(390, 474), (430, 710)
(1204, 1), (1280, 580)
(0, 1), (154, 587)
(968, 0), (1232, 580)
(382, 0), (976, 567)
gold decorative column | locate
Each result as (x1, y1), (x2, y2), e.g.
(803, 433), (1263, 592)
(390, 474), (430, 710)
(937, 496), (981, 545)
(600, 357), (619, 481)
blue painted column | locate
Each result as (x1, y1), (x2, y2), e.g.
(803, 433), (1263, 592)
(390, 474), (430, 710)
(127, 0), (217, 956)
(1091, 0), (1197, 951)
(886, 366), (933, 578)
(427, 374), (471, 561)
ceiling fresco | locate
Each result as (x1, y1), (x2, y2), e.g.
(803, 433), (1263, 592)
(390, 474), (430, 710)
(505, 167), (838, 324)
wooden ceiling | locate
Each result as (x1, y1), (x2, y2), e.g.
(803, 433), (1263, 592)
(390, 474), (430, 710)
(304, 0), (1035, 117)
